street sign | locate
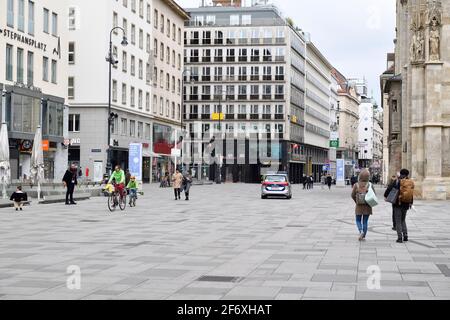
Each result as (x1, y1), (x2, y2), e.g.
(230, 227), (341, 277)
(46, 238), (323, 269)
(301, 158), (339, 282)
(330, 140), (339, 148)
(323, 164), (331, 172)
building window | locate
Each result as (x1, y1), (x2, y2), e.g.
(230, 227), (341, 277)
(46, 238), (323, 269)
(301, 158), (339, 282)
(6, 44), (13, 81)
(18, 0), (25, 31)
(160, 14), (164, 33)
(122, 83), (127, 104)
(68, 42), (75, 64)
(52, 12), (58, 36)
(28, 1), (35, 35)
(139, 0), (144, 17)
(145, 123), (151, 139)
(154, 9), (158, 29)
(68, 76), (75, 99)
(122, 18), (127, 37)
(230, 15), (239, 26)
(138, 59), (143, 79)
(131, 0), (136, 12)
(7, 0), (14, 27)
(130, 86), (135, 107)
(159, 97), (163, 115)
(137, 121), (143, 139)
(123, 0), (128, 8)
(172, 23), (176, 41)
(121, 118), (127, 136)
(68, 114), (80, 132)
(69, 6), (76, 30)
(153, 95), (157, 114)
(112, 80), (117, 102)
(139, 29), (143, 49)
(166, 73), (170, 91)
(146, 4), (151, 23)
(17, 48), (24, 84)
(113, 11), (118, 31)
(27, 51), (34, 86)
(145, 92), (150, 112)
(130, 55), (135, 76)
(129, 120), (135, 137)
(122, 51), (127, 72)
(43, 8), (49, 33)
(165, 100), (169, 117)
(242, 15), (251, 25)
(138, 90), (143, 109)
(146, 63), (150, 84)
(146, 33), (151, 53)
(131, 24), (136, 45)
(42, 56), (49, 81)
(178, 28), (181, 45)
(51, 59), (57, 83)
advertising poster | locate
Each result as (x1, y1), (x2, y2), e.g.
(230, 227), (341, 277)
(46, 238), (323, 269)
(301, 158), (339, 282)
(129, 143), (143, 181)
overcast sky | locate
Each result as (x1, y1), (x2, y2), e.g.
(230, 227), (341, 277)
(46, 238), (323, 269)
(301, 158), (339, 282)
(175, 0), (396, 106)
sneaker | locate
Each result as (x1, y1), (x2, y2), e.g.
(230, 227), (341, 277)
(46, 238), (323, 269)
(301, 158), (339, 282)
(15, 208), (18, 211)
(358, 232), (364, 241)
(403, 235), (408, 242)
(396, 238), (403, 243)
(20, 208), (22, 211)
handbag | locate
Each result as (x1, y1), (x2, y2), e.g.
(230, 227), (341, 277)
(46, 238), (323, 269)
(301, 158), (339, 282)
(365, 182), (379, 208)
(386, 187), (399, 204)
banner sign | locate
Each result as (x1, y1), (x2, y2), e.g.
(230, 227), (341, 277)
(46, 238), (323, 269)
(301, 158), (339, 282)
(129, 143), (143, 181)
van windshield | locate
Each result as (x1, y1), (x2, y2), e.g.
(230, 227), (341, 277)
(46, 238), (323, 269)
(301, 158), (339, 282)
(265, 175), (287, 183)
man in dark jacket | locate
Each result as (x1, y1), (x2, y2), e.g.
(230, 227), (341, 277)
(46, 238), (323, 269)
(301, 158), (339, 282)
(63, 164), (78, 205)
(384, 169), (413, 243)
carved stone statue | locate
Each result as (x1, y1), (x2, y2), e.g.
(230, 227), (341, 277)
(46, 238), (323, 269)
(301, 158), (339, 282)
(410, 29), (425, 62)
(429, 17), (440, 61)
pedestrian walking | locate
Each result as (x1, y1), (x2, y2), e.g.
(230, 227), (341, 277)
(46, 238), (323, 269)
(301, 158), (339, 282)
(302, 174), (307, 190)
(321, 175), (326, 189)
(172, 169), (183, 200)
(10, 186), (27, 211)
(309, 176), (314, 189)
(326, 174), (333, 190)
(384, 169), (414, 243)
(63, 164), (78, 205)
(182, 170), (193, 201)
(125, 169), (131, 187)
(351, 169), (375, 241)
(389, 173), (399, 230)
(350, 174), (358, 188)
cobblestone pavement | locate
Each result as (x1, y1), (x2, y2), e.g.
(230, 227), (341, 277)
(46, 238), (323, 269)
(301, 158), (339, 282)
(0, 183), (449, 300)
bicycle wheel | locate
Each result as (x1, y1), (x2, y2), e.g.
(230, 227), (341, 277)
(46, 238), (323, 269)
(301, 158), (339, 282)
(119, 193), (126, 211)
(108, 194), (116, 212)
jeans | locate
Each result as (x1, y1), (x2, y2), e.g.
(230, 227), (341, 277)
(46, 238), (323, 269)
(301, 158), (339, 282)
(392, 205), (396, 229)
(394, 207), (408, 238)
(129, 189), (137, 198)
(174, 188), (181, 199)
(66, 183), (75, 203)
(356, 215), (370, 235)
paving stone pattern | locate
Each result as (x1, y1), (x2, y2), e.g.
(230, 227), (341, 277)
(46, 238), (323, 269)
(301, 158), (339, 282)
(0, 184), (449, 300)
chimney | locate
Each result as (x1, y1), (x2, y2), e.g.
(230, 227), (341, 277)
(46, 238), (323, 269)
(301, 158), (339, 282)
(212, 0), (242, 6)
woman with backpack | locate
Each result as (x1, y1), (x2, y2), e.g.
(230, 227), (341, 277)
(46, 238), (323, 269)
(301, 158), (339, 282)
(351, 169), (375, 241)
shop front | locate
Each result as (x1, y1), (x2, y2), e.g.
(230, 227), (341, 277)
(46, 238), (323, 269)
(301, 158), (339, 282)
(152, 123), (179, 183)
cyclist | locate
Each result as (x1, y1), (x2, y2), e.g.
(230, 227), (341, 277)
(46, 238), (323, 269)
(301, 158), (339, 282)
(126, 176), (138, 206)
(108, 165), (126, 207)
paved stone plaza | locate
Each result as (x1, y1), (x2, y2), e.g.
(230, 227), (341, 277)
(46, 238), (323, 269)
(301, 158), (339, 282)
(0, 183), (449, 300)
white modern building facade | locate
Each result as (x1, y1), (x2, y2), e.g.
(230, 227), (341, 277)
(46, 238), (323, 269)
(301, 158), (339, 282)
(358, 101), (374, 168)
(182, 4), (332, 183)
(0, 0), (68, 181)
(66, 0), (187, 182)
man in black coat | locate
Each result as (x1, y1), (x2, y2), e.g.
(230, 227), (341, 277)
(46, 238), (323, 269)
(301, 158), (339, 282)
(63, 164), (78, 205)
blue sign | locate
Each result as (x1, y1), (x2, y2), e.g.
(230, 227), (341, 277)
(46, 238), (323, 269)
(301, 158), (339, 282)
(129, 143), (143, 181)
(323, 164), (331, 172)
(336, 159), (345, 182)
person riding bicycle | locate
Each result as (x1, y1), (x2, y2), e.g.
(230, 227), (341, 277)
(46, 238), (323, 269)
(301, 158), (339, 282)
(126, 176), (138, 206)
(108, 165), (126, 202)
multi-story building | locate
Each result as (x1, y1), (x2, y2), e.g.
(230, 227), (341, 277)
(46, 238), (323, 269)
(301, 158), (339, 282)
(358, 100), (375, 169)
(66, 0), (188, 182)
(304, 41), (333, 182)
(182, 4), (331, 183)
(0, 0), (68, 181)
(332, 68), (360, 180)
(348, 77), (368, 98)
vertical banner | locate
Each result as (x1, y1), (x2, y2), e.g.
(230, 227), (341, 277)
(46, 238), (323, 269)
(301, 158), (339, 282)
(336, 159), (345, 185)
(129, 143), (143, 181)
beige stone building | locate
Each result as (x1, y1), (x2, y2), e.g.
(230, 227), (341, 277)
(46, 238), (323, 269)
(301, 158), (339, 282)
(332, 68), (360, 179)
(382, 0), (450, 199)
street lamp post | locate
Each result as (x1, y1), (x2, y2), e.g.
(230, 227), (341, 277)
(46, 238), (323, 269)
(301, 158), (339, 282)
(106, 27), (128, 176)
(180, 69), (193, 173)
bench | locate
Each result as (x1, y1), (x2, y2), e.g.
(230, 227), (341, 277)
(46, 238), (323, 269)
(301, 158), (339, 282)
(0, 200), (32, 209)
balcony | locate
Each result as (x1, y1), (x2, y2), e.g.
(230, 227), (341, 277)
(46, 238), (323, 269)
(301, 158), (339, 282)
(263, 56), (272, 62)
(201, 76), (211, 81)
(190, 113), (199, 120)
(226, 39), (236, 45)
(202, 39), (211, 45)
(262, 114), (271, 120)
(226, 94), (235, 101)
(250, 114), (259, 120)
(263, 75), (272, 81)
(275, 94), (284, 100)
(250, 94), (259, 100)
(238, 75), (247, 81)
(251, 56), (259, 62)
(201, 94), (211, 101)
(238, 94), (247, 100)
(251, 38), (260, 44)
(263, 38), (273, 44)
(202, 57), (211, 63)
(275, 56), (285, 62)
(275, 75), (284, 81)
(250, 75), (259, 81)
(214, 39), (223, 45)
(238, 114), (247, 120)
(238, 56), (247, 62)
(190, 57), (199, 63)
(201, 114), (210, 120)
(214, 76), (223, 81)
(214, 57), (223, 62)
(275, 37), (285, 44)
(238, 38), (248, 45)
(263, 94), (272, 100)
(189, 95), (199, 100)
(225, 114), (235, 120)
(225, 76), (235, 81)
(226, 56), (235, 62)
(190, 39), (199, 45)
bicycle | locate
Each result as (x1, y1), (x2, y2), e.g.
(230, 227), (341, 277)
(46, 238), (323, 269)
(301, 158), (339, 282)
(107, 182), (127, 212)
